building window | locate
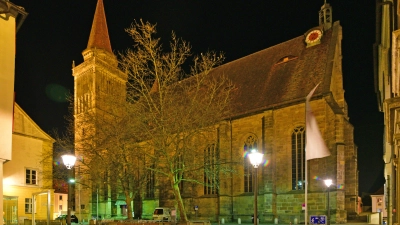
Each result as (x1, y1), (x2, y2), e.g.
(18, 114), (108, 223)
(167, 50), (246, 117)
(103, 172), (108, 201)
(292, 126), (305, 190)
(145, 164), (155, 198)
(177, 154), (184, 191)
(26, 169), (37, 185)
(25, 198), (32, 213)
(244, 135), (258, 193)
(204, 144), (219, 195)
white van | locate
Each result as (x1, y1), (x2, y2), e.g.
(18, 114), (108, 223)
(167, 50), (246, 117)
(153, 207), (171, 221)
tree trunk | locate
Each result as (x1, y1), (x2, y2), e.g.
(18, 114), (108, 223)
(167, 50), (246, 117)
(171, 178), (187, 222)
(125, 190), (133, 220)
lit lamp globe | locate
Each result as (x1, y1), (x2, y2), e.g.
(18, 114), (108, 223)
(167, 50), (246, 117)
(62, 154), (76, 169)
(324, 179), (332, 188)
(248, 150), (264, 168)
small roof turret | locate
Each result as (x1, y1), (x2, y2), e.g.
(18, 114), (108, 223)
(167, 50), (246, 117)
(319, 0), (332, 31)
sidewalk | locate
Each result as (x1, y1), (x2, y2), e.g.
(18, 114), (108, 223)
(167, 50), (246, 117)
(209, 222), (371, 225)
(84, 220), (371, 225)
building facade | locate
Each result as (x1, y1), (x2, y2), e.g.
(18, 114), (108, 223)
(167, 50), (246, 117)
(0, 1), (27, 224)
(3, 104), (55, 225)
(374, 1), (400, 225)
(0, 0), (27, 162)
(73, 1), (358, 223)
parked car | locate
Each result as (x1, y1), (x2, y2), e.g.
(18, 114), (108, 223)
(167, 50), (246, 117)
(55, 215), (79, 223)
(153, 207), (171, 221)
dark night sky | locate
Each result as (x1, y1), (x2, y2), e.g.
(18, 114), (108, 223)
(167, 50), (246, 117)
(10, 0), (383, 194)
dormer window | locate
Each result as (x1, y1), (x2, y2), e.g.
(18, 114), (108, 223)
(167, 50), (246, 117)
(274, 55), (298, 66)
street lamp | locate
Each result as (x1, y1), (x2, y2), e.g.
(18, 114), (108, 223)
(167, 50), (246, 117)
(324, 179), (332, 225)
(248, 149), (263, 225)
(62, 154), (77, 225)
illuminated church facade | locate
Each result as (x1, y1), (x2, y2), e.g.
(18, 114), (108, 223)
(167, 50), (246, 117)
(72, 0), (358, 223)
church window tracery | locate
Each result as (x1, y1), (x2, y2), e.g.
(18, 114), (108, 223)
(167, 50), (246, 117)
(175, 153), (184, 192)
(145, 164), (155, 198)
(204, 144), (219, 195)
(292, 126), (305, 190)
(244, 135), (257, 193)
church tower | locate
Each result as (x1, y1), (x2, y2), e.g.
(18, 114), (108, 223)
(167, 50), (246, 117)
(72, 0), (127, 219)
(72, 0), (126, 117)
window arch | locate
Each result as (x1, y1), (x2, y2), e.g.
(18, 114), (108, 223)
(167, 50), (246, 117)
(244, 135), (258, 193)
(292, 126), (305, 190)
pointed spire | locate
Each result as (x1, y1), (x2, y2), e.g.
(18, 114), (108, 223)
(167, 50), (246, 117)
(86, 0), (112, 53)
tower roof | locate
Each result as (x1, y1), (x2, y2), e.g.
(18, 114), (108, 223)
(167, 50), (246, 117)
(86, 0), (112, 53)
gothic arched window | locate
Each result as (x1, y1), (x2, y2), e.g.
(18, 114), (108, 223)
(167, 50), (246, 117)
(204, 144), (219, 195)
(145, 163), (155, 198)
(292, 126), (305, 190)
(244, 135), (258, 192)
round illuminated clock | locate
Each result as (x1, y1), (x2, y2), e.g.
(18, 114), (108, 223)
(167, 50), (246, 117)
(305, 29), (323, 44)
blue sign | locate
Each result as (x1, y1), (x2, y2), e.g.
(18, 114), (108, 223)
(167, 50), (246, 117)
(194, 206), (198, 211)
(310, 215), (327, 224)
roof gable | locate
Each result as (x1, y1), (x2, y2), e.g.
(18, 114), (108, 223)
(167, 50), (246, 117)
(13, 103), (54, 142)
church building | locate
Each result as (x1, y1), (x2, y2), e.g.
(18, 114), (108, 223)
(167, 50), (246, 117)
(72, 1), (358, 224)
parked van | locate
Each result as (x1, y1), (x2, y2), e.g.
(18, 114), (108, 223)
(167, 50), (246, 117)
(153, 207), (171, 221)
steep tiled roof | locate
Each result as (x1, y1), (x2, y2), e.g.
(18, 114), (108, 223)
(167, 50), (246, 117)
(86, 0), (112, 53)
(210, 23), (339, 118)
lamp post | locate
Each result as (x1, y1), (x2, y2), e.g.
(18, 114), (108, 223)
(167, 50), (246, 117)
(248, 149), (264, 225)
(62, 154), (77, 225)
(324, 179), (332, 225)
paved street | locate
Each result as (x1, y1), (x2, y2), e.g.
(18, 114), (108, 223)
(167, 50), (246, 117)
(78, 219), (373, 225)
(210, 223), (371, 225)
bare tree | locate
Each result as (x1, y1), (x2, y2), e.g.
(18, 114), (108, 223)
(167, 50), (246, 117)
(56, 92), (150, 220)
(120, 20), (236, 221)
(78, 93), (154, 219)
(58, 20), (237, 222)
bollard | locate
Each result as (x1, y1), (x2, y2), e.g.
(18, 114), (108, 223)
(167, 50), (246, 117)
(238, 218), (241, 224)
(274, 218), (278, 224)
(294, 218), (298, 225)
(221, 218), (225, 224)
